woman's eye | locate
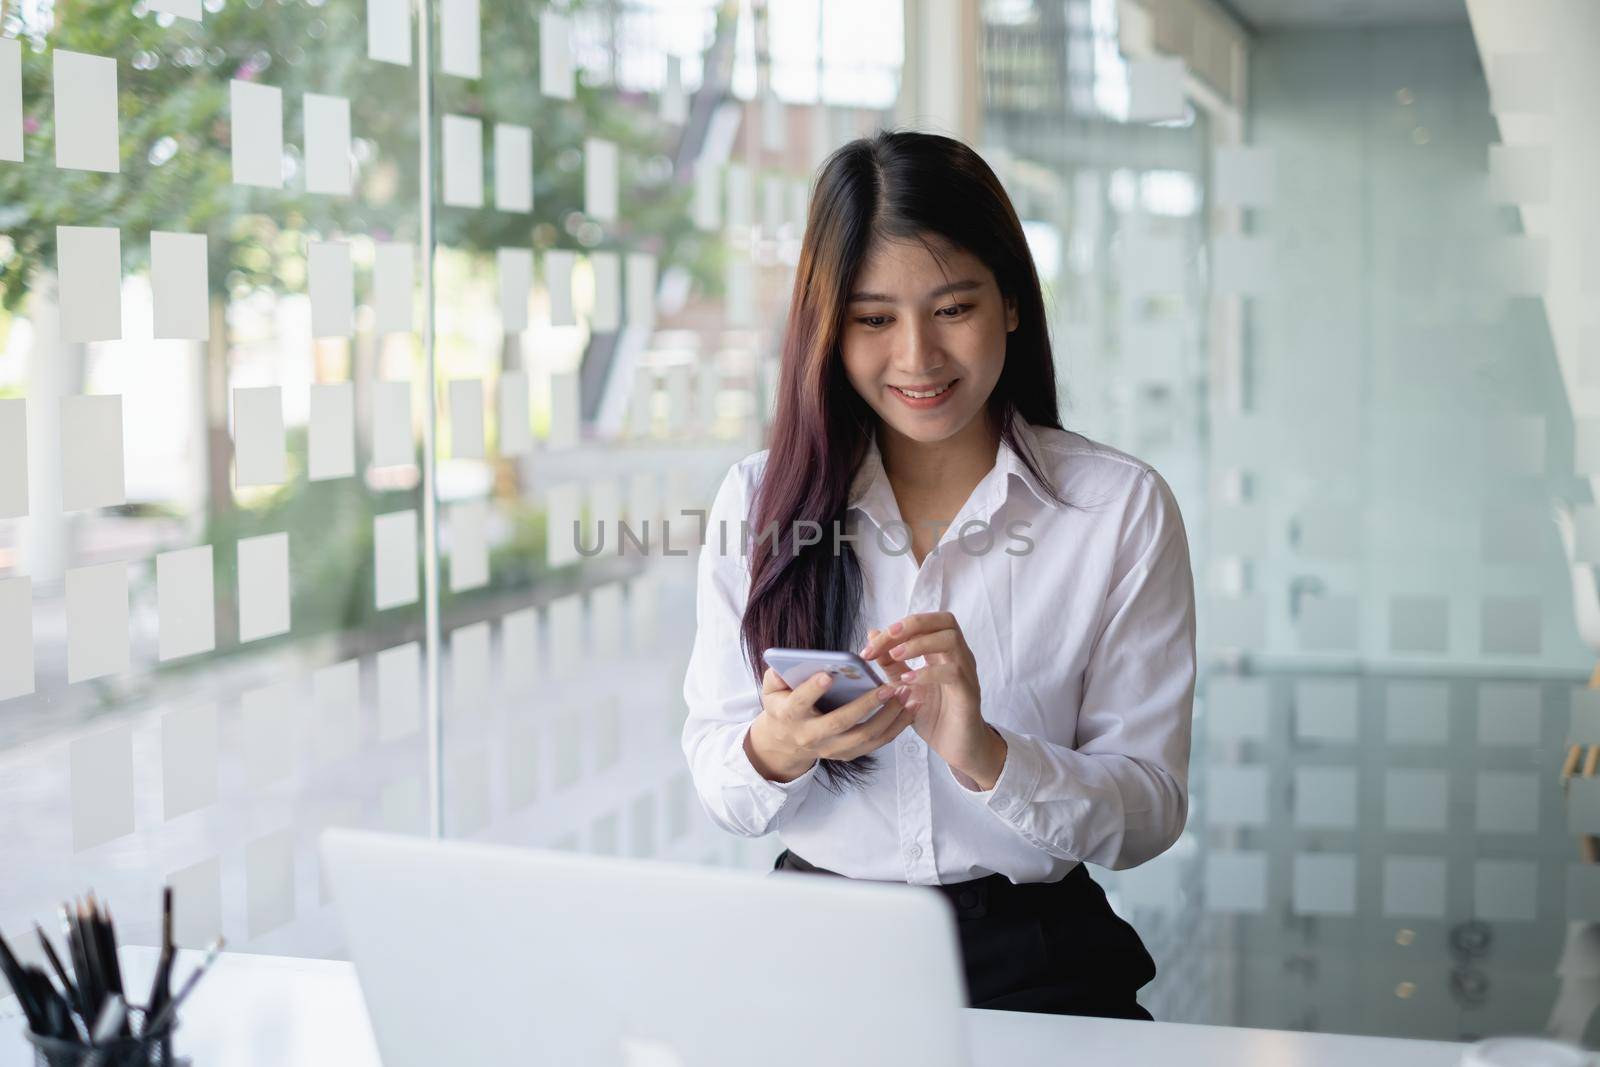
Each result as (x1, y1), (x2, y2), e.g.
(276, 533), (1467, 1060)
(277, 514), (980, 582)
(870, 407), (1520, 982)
(936, 304), (972, 318)
(858, 315), (892, 328)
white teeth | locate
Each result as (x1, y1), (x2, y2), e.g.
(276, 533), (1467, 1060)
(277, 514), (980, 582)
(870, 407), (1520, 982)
(894, 383), (951, 400)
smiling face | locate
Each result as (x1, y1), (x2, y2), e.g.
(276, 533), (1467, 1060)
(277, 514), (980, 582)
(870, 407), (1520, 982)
(839, 235), (1017, 449)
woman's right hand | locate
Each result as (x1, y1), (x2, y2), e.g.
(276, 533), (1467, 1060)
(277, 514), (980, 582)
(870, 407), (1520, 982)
(744, 668), (916, 783)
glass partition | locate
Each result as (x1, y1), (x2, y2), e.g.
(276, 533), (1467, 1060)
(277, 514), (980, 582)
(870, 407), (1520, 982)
(979, 0), (1600, 1049)
(0, 0), (428, 955)
(0, 0), (903, 956)
(425, 0), (901, 864)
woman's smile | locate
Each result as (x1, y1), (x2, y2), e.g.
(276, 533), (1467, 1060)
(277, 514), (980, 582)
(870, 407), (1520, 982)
(888, 379), (959, 408)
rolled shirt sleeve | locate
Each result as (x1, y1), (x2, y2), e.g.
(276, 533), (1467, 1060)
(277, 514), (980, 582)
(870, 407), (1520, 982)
(952, 467), (1196, 871)
(681, 462), (819, 838)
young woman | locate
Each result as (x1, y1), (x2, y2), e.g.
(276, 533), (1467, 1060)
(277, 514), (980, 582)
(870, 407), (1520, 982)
(681, 130), (1195, 1019)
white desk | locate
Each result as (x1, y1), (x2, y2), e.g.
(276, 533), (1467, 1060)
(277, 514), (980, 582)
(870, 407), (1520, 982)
(1, 948), (1468, 1066)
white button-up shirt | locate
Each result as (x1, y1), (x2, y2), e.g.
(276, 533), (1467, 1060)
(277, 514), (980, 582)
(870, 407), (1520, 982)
(680, 415), (1196, 885)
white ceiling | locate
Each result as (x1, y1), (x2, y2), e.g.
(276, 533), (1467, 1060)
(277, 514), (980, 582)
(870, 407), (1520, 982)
(1222, 0), (1468, 28)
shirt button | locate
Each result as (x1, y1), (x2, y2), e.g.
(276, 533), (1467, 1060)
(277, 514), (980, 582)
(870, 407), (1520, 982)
(994, 797), (1012, 812)
(907, 844), (923, 860)
(900, 735), (920, 753)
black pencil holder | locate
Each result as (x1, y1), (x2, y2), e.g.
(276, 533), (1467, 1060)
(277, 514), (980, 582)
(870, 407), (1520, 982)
(23, 1006), (184, 1067)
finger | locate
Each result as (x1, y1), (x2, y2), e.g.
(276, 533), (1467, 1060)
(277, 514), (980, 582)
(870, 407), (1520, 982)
(883, 630), (961, 663)
(796, 685), (902, 746)
(857, 694), (918, 744)
(860, 630), (899, 673)
(875, 655), (912, 684)
(799, 699), (900, 752)
(858, 632), (909, 681)
(820, 701), (907, 758)
(778, 671), (836, 718)
(881, 612), (960, 644)
(897, 662), (964, 688)
(761, 667), (792, 694)
(824, 702), (918, 761)
(857, 627), (921, 675)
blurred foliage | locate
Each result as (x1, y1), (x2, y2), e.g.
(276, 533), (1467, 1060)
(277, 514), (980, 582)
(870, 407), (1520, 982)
(0, 0), (724, 311)
(0, 0), (728, 651)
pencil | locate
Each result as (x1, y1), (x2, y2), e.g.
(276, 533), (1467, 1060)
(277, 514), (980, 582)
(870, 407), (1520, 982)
(34, 922), (86, 1024)
(0, 927), (44, 1033)
(100, 901), (125, 998)
(60, 905), (91, 1019)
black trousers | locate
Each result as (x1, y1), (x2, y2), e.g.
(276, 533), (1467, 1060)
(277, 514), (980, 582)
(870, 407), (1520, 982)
(772, 849), (1155, 1019)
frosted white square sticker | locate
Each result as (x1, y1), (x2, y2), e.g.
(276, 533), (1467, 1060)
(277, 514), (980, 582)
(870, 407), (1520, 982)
(303, 93), (352, 196)
(230, 80), (283, 188)
(374, 510), (418, 610)
(373, 242), (415, 334)
(238, 532), (290, 642)
(66, 561), (129, 683)
(60, 394), (125, 512)
(308, 382), (355, 481)
(233, 385), (286, 487)
(442, 114), (484, 208)
(157, 545), (215, 661)
(151, 231), (209, 339)
(57, 226), (122, 343)
(307, 240), (354, 337)
(494, 124), (533, 213)
(54, 51), (119, 172)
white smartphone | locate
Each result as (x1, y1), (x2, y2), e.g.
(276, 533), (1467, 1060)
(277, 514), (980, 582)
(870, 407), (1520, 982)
(763, 647), (890, 713)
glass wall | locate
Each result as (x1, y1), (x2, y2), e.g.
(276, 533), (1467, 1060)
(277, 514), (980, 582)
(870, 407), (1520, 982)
(0, 0), (902, 956)
(0, 0), (431, 956)
(979, 0), (1599, 1049)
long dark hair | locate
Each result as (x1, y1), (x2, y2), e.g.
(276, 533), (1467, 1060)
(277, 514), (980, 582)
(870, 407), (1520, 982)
(740, 129), (1065, 793)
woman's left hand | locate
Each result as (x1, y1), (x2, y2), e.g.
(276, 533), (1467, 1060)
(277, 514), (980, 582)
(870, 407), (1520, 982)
(860, 612), (1008, 791)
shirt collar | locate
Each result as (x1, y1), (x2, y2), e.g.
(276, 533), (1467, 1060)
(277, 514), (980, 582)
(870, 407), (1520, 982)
(1000, 413), (1064, 512)
(847, 411), (1062, 521)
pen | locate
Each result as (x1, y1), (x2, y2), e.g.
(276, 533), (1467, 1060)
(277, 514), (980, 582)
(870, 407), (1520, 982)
(143, 936), (224, 1038)
(147, 886), (174, 1021)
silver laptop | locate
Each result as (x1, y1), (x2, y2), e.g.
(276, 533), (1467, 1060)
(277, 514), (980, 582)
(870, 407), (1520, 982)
(320, 828), (972, 1067)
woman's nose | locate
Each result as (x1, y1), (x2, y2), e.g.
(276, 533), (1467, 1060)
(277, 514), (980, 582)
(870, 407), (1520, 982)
(895, 318), (946, 376)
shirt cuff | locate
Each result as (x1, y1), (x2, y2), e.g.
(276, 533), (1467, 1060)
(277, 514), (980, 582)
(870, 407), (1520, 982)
(950, 723), (1043, 819)
(728, 720), (819, 805)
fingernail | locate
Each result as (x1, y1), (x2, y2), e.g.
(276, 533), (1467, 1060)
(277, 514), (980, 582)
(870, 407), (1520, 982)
(889, 644), (906, 658)
(876, 685), (892, 699)
(858, 645), (871, 657)
(889, 621), (903, 635)
(901, 670), (916, 681)
(895, 686), (908, 698)
(815, 673), (832, 687)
